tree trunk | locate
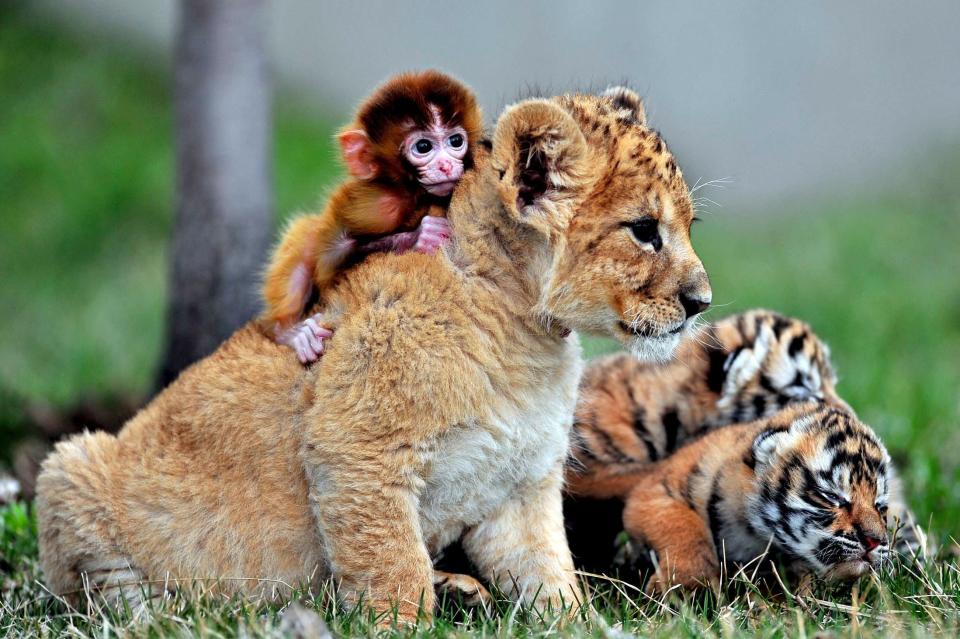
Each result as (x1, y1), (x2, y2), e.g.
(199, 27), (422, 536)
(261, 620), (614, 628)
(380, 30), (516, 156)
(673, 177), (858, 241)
(157, 0), (273, 388)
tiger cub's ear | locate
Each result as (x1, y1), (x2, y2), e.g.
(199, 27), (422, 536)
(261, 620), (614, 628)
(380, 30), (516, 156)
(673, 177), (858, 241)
(491, 99), (590, 232)
(752, 409), (819, 467)
(752, 428), (790, 468)
(601, 86), (647, 126)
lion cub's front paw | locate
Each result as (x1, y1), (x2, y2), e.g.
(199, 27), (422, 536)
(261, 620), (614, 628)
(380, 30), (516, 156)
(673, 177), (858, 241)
(433, 570), (491, 609)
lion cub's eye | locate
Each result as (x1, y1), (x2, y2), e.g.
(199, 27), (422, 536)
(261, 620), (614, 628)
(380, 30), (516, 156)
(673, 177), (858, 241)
(624, 217), (662, 251)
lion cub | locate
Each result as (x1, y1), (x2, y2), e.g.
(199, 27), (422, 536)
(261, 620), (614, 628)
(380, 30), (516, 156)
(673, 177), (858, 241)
(36, 85), (712, 623)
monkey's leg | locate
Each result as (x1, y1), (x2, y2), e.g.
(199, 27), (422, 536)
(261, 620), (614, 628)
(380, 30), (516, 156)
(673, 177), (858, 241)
(622, 479), (719, 592)
(304, 461), (434, 625)
(275, 315), (334, 364)
(433, 570), (491, 609)
(463, 469), (581, 615)
(263, 214), (338, 327)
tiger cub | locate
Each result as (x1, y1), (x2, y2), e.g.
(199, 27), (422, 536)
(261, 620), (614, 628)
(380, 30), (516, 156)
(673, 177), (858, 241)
(564, 310), (924, 569)
(569, 309), (842, 497)
(623, 402), (891, 589)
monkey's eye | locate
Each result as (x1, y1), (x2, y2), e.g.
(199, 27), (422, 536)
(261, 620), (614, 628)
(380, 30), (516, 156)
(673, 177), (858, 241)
(622, 217), (662, 251)
(414, 139), (433, 155)
(448, 133), (465, 148)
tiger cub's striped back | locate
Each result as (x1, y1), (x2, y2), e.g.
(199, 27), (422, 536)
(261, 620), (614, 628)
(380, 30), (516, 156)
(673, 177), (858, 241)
(564, 309), (925, 563)
(568, 309), (841, 498)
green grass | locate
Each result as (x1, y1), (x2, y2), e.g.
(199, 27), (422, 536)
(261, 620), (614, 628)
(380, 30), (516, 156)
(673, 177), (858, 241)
(2, 501), (959, 637)
(2, 7), (960, 638)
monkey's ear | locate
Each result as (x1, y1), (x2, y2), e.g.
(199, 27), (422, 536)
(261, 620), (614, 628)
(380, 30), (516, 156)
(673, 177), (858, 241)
(491, 100), (589, 227)
(601, 86), (646, 125)
(338, 130), (378, 180)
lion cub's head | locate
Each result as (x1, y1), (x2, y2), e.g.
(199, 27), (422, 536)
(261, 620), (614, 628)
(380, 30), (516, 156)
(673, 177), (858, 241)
(492, 88), (711, 361)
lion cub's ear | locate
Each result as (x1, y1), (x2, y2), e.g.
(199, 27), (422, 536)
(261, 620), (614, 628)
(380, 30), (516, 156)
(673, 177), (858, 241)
(491, 99), (590, 230)
(600, 86), (647, 126)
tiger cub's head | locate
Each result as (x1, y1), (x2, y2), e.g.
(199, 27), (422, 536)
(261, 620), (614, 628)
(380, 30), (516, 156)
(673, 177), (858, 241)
(703, 309), (849, 426)
(747, 403), (891, 580)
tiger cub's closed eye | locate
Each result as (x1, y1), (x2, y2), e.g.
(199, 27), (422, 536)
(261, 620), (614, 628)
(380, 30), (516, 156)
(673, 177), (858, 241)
(810, 489), (849, 508)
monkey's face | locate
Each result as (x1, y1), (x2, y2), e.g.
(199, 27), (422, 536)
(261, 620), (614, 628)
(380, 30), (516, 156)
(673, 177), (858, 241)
(403, 112), (469, 196)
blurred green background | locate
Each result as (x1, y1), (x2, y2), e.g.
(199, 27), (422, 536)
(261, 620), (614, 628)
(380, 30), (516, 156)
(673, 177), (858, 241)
(1, 12), (958, 539)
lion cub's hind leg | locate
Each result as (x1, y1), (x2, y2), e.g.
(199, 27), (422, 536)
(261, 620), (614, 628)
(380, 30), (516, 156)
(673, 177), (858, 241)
(77, 556), (164, 618)
(35, 432), (162, 616)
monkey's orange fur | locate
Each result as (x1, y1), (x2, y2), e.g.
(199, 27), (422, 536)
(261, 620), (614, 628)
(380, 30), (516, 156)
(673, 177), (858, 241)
(262, 71), (483, 329)
(262, 183), (414, 324)
(36, 88), (709, 624)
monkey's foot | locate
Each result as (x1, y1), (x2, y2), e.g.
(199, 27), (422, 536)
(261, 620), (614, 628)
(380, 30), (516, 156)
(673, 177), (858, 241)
(413, 215), (451, 254)
(276, 316), (334, 364)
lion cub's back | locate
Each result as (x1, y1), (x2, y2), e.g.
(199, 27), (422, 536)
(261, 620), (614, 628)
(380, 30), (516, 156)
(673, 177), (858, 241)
(315, 250), (513, 437)
(38, 325), (326, 596)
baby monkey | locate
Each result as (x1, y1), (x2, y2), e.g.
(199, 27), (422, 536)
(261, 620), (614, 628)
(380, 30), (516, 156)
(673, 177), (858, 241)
(262, 70), (483, 362)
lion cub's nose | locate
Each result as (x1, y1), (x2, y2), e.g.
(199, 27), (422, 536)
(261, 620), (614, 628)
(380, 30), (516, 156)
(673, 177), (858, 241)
(679, 292), (711, 319)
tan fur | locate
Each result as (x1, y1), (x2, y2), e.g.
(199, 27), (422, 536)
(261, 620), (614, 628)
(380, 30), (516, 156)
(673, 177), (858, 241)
(36, 88), (709, 623)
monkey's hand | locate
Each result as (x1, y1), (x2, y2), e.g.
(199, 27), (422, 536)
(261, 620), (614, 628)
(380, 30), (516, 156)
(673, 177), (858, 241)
(275, 315), (334, 364)
(412, 215), (451, 254)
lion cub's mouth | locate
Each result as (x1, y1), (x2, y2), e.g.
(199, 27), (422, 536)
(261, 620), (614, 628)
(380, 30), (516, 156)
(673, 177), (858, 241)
(620, 321), (685, 363)
(617, 321), (684, 339)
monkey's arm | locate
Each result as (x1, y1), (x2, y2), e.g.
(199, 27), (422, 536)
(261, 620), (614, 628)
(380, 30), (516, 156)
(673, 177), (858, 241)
(355, 215), (451, 257)
(336, 181), (418, 234)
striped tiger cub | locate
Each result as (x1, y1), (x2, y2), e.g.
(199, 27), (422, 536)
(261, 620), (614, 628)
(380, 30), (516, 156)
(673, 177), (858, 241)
(622, 402), (893, 589)
(564, 309), (924, 570)
(568, 309), (845, 498)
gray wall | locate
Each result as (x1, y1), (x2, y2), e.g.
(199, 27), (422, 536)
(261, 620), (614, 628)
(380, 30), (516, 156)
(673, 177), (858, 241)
(36, 0), (960, 210)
